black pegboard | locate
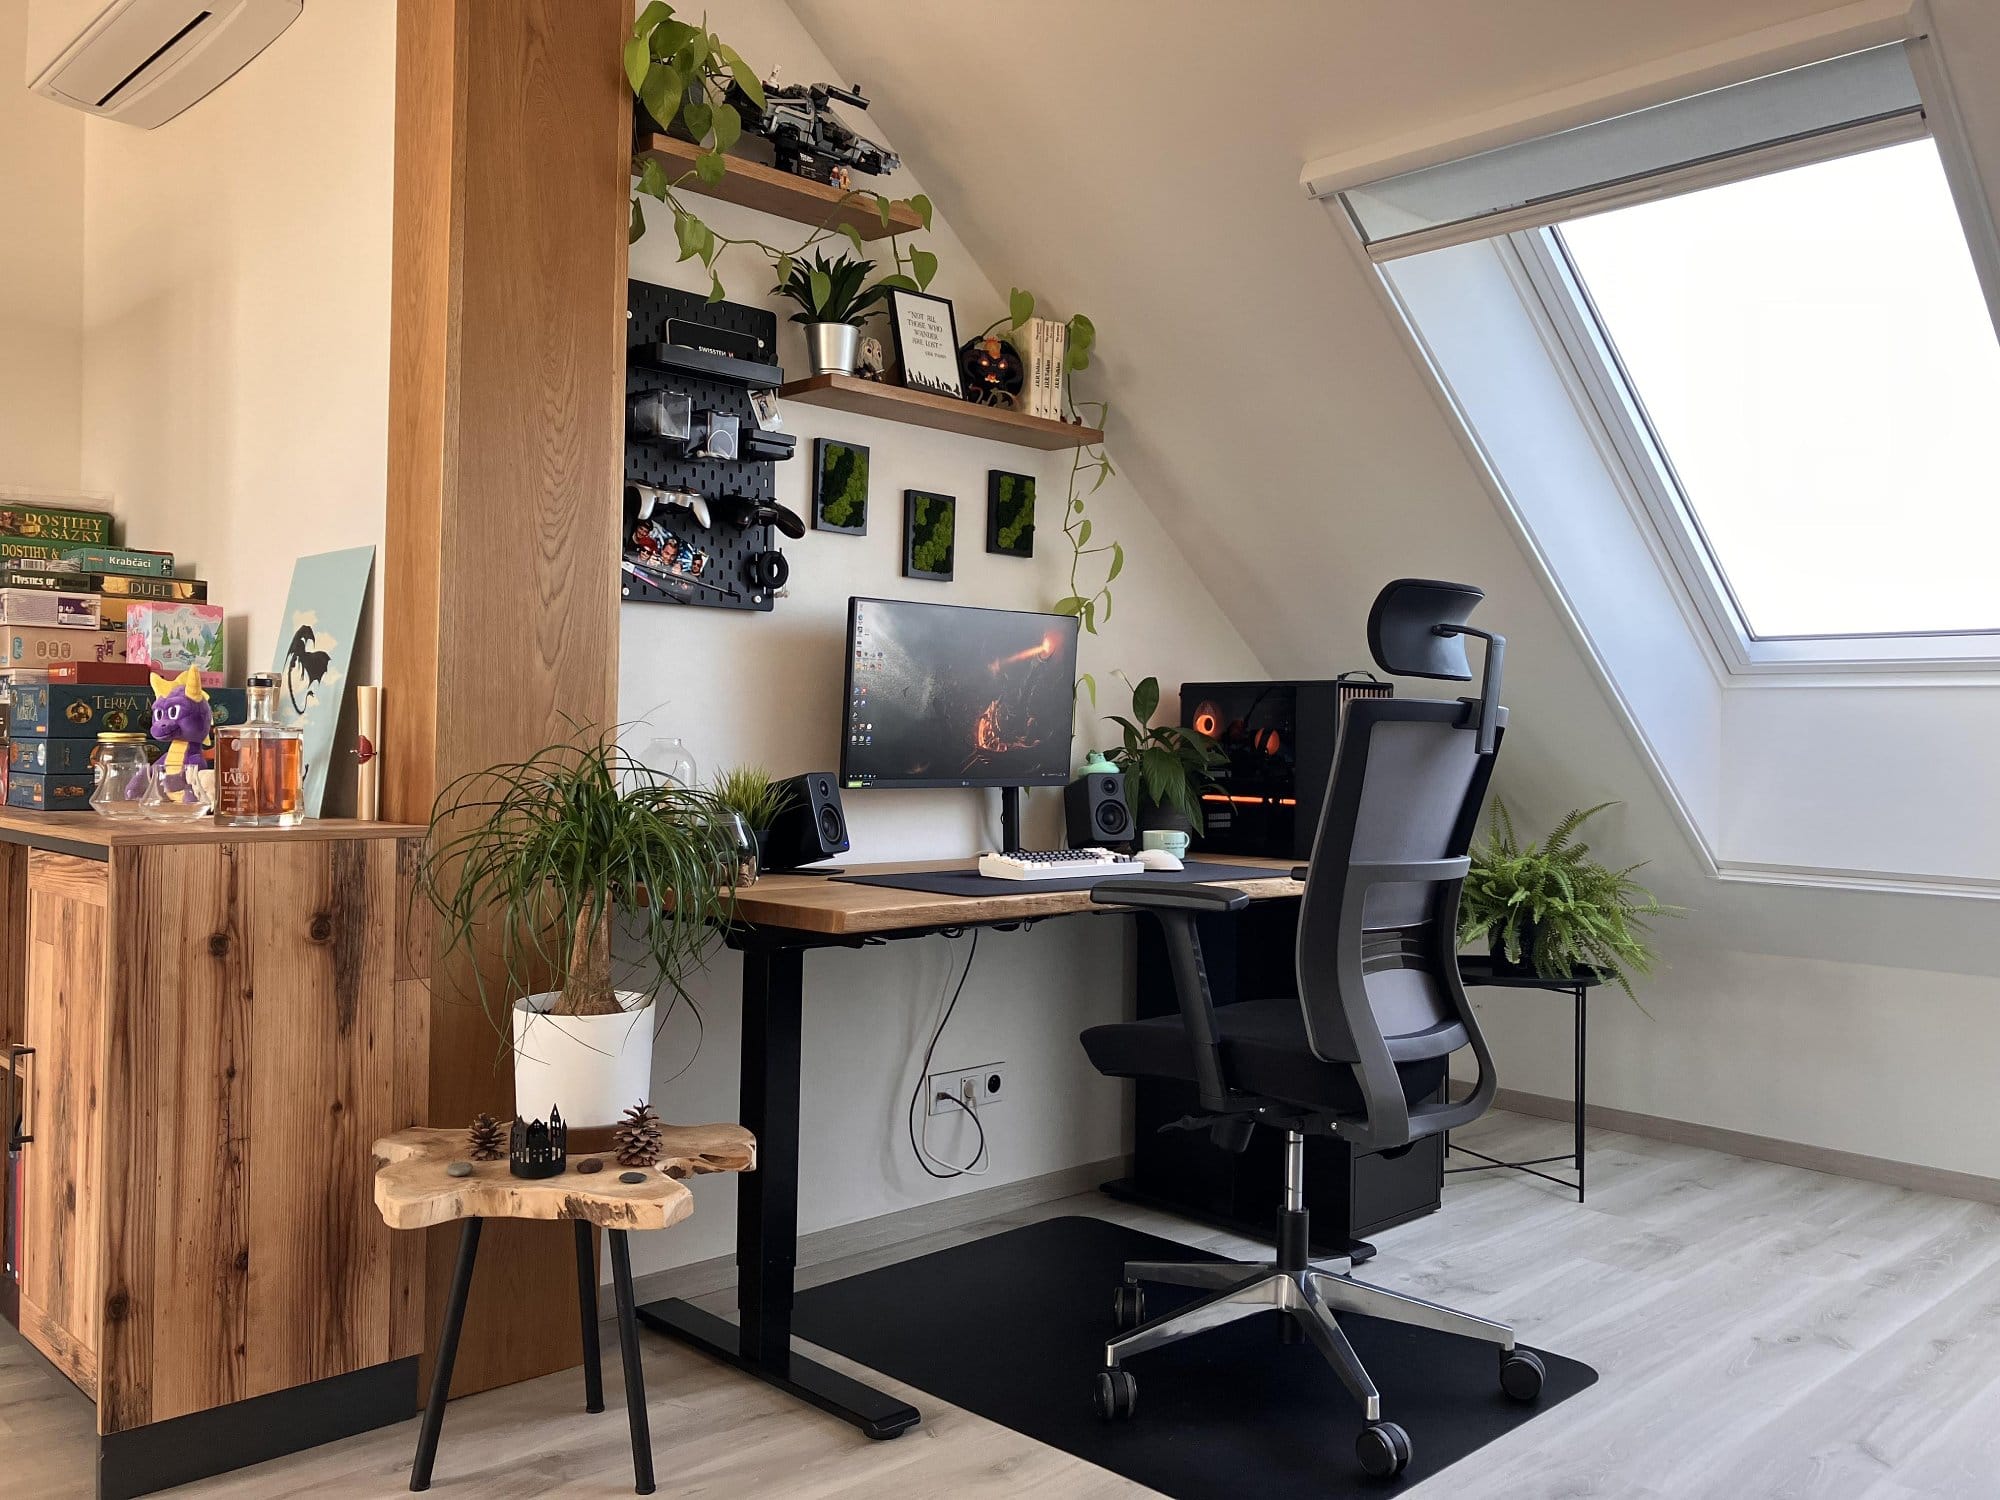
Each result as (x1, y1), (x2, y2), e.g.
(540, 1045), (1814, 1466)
(622, 279), (785, 612)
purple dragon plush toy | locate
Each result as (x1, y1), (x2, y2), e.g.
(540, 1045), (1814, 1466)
(138, 667), (214, 804)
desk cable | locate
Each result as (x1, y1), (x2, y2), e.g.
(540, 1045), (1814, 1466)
(907, 928), (990, 1179)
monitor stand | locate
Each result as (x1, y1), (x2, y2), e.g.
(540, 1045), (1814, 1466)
(1000, 785), (1025, 853)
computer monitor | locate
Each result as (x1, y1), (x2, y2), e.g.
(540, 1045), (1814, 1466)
(840, 597), (1079, 801)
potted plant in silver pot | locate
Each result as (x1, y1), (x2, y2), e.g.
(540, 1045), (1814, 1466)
(416, 734), (738, 1131)
(774, 250), (892, 375)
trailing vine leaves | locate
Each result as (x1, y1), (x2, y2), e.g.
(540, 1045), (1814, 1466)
(624, 4), (937, 306)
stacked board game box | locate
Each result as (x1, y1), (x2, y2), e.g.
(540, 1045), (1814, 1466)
(0, 493), (228, 810)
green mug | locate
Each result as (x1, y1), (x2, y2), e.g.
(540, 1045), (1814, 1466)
(1141, 829), (1191, 861)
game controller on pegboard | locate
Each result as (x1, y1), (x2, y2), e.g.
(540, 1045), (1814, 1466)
(622, 279), (803, 613)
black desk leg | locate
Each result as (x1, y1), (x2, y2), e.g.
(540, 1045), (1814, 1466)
(576, 1220), (605, 1414)
(609, 1230), (655, 1495)
(636, 941), (921, 1441)
(410, 1218), (481, 1492)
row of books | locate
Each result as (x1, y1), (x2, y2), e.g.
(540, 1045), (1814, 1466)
(0, 494), (226, 810)
(1010, 317), (1070, 420)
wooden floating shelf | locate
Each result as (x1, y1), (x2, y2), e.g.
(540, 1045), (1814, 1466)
(636, 135), (923, 241)
(778, 374), (1105, 451)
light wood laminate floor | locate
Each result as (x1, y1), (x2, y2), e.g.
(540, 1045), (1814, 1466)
(6, 1111), (2000, 1499)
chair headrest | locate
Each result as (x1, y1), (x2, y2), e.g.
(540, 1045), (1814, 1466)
(1367, 578), (1486, 680)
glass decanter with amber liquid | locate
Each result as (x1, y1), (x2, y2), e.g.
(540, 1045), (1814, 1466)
(214, 672), (304, 826)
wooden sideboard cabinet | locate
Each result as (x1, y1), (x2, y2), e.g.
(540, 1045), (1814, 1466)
(0, 812), (429, 1500)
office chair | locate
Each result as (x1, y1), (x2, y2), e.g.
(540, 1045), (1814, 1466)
(1079, 578), (1540, 1479)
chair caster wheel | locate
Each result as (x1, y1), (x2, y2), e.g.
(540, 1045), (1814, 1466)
(1112, 1284), (1146, 1332)
(1356, 1420), (1412, 1479)
(1092, 1368), (1137, 1421)
(1500, 1347), (1545, 1402)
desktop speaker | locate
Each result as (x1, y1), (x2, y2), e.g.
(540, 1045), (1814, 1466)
(1182, 675), (1392, 859)
(1065, 772), (1133, 849)
(761, 772), (850, 871)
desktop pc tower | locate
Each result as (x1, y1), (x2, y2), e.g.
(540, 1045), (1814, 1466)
(1181, 676), (1392, 859)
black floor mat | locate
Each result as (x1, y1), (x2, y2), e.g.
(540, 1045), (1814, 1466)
(791, 1215), (1595, 1497)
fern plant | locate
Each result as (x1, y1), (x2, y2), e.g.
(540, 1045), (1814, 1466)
(1457, 800), (1677, 998)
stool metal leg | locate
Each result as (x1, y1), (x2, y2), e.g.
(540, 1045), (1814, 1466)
(575, 1220), (604, 1414)
(1574, 984), (1588, 1202)
(411, 1217), (482, 1492)
(608, 1229), (655, 1495)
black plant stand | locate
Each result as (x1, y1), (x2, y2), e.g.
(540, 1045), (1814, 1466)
(1445, 957), (1601, 1203)
(411, 1219), (654, 1495)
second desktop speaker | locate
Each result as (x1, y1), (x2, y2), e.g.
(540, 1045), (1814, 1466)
(761, 772), (850, 871)
(1065, 771), (1133, 848)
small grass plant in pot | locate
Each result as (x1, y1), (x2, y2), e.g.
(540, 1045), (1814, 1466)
(1458, 800), (1678, 999)
(417, 734), (739, 1131)
(1104, 673), (1224, 837)
(775, 250), (892, 376)
(711, 764), (797, 879)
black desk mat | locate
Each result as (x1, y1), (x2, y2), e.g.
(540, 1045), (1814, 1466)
(792, 1215), (1596, 1499)
(831, 859), (1284, 897)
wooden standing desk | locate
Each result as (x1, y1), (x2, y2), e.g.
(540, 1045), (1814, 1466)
(633, 856), (1303, 1440)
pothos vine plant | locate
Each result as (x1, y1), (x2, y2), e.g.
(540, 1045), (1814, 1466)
(990, 290), (1117, 711)
(623, 3), (941, 303)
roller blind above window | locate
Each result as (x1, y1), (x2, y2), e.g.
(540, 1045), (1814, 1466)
(1336, 43), (1925, 256)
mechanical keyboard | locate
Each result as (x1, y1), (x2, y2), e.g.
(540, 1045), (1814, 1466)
(977, 847), (1145, 881)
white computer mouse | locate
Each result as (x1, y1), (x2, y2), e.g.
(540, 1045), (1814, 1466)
(1133, 848), (1183, 872)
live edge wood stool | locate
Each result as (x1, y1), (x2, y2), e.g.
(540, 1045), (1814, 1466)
(373, 1124), (756, 1493)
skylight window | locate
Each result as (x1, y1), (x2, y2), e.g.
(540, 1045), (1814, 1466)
(1556, 140), (2000, 640)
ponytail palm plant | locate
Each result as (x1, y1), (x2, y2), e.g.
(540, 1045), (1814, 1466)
(417, 734), (738, 1036)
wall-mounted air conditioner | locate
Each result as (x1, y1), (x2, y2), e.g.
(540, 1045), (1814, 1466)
(25, 0), (302, 129)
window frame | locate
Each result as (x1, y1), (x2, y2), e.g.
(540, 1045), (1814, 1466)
(1510, 190), (2000, 672)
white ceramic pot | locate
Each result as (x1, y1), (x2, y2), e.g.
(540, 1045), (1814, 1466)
(511, 991), (654, 1128)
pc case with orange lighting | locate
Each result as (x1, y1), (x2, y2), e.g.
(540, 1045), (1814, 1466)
(1181, 676), (1391, 858)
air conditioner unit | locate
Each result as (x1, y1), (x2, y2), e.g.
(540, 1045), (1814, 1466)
(26, 0), (302, 129)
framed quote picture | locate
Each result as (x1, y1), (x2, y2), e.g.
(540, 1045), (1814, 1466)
(813, 438), (869, 534)
(986, 470), (1035, 558)
(903, 490), (956, 581)
(888, 289), (964, 399)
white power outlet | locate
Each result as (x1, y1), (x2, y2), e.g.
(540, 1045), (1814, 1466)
(927, 1061), (1008, 1117)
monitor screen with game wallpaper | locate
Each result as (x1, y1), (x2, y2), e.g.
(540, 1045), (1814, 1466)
(840, 597), (1080, 789)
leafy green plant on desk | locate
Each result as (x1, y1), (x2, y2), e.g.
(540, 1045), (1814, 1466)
(1105, 673), (1224, 833)
(1457, 800), (1678, 999)
(711, 764), (797, 843)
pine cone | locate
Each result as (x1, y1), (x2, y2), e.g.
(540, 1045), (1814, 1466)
(612, 1102), (664, 1168)
(466, 1113), (505, 1162)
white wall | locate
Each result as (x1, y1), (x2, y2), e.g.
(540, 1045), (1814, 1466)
(618, 0), (1264, 1278)
(76, 1), (395, 688)
(789, 0), (2000, 1184)
(1, 4), (84, 491)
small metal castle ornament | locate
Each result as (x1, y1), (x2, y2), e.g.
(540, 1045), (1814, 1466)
(509, 1107), (568, 1179)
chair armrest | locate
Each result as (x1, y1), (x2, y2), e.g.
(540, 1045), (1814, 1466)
(1090, 879), (1251, 914)
(1291, 866), (1310, 882)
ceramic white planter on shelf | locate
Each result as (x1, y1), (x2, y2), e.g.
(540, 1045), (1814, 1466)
(512, 991), (653, 1128)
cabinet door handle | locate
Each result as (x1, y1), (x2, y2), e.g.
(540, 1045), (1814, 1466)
(6, 1045), (31, 1149)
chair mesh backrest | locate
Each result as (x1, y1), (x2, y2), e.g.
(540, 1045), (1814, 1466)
(1294, 696), (1496, 1066)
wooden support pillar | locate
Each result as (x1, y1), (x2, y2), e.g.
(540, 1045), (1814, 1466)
(384, 0), (629, 1397)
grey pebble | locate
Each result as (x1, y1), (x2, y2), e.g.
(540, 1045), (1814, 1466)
(577, 1157), (604, 1174)
(446, 1160), (473, 1178)
(619, 1170), (647, 1184)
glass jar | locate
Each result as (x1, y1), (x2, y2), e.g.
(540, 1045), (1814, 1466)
(141, 757), (215, 820)
(637, 736), (698, 788)
(89, 732), (155, 818)
(711, 810), (758, 887)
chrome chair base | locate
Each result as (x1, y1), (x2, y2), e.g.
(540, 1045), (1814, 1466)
(1105, 1261), (1516, 1424)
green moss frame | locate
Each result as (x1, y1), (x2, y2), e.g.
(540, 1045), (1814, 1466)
(903, 490), (956, 581)
(986, 470), (1035, 558)
(812, 438), (869, 535)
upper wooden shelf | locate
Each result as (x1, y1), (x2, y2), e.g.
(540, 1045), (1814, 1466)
(778, 374), (1105, 451)
(636, 136), (922, 241)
